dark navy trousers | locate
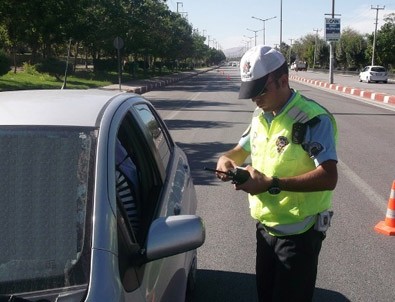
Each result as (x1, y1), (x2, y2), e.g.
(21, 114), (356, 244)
(256, 223), (325, 302)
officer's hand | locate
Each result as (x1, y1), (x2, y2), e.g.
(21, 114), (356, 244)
(234, 165), (271, 195)
(216, 156), (236, 182)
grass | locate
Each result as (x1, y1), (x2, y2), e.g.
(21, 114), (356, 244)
(0, 68), (176, 92)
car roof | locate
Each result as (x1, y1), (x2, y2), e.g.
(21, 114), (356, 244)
(0, 89), (130, 127)
(365, 65), (386, 68)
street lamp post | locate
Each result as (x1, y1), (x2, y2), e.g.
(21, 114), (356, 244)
(243, 35), (254, 49)
(252, 16), (277, 45)
(246, 28), (262, 46)
(280, 0), (283, 49)
(325, 0), (340, 84)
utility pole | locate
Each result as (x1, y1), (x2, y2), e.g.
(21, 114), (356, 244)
(313, 29), (321, 69)
(371, 5), (385, 66)
(176, 2), (183, 13)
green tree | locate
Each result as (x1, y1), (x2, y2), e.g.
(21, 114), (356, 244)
(336, 27), (367, 70)
(375, 13), (395, 68)
(0, 0), (215, 75)
(191, 31), (210, 66)
(291, 35), (315, 67)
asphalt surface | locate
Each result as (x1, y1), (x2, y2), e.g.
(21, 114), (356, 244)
(103, 66), (395, 109)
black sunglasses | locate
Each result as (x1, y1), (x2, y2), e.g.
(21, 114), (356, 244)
(253, 78), (274, 100)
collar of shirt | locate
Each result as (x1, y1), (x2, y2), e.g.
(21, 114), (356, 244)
(262, 90), (296, 125)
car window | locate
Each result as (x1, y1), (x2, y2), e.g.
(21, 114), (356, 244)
(133, 103), (172, 169)
(115, 112), (165, 291)
(371, 67), (386, 72)
(116, 139), (140, 237)
(0, 126), (95, 294)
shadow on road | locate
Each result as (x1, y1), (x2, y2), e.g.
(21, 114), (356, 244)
(194, 269), (257, 302)
(314, 288), (351, 302)
(193, 269), (350, 302)
(175, 141), (236, 186)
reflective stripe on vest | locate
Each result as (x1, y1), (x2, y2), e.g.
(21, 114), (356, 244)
(287, 106), (310, 123)
(261, 215), (316, 236)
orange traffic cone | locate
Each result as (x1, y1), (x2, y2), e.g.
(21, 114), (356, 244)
(374, 180), (395, 236)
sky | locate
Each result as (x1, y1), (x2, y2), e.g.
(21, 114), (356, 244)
(166, 0), (395, 52)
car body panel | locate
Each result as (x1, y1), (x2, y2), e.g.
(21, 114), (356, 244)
(0, 89), (120, 126)
(0, 89), (205, 302)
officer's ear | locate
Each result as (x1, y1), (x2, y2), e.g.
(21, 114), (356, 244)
(278, 73), (289, 88)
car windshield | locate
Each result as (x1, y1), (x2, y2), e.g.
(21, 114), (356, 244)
(0, 126), (96, 295)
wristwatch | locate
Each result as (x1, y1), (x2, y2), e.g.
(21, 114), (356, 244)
(268, 176), (281, 195)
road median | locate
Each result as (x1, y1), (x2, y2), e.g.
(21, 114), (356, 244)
(102, 67), (216, 94)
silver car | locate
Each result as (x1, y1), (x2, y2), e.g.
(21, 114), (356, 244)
(0, 89), (205, 301)
(359, 65), (388, 83)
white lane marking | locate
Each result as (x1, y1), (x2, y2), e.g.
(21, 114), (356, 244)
(338, 159), (386, 211)
(165, 91), (202, 120)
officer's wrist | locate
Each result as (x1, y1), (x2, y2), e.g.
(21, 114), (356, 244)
(268, 176), (281, 195)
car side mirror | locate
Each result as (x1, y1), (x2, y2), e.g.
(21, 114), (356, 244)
(143, 215), (205, 263)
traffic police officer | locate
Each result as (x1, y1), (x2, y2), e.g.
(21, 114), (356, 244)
(216, 45), (338, 302)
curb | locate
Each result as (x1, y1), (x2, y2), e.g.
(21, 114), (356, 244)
(103, 67), (216, 94)
(289, 74), (395, 105)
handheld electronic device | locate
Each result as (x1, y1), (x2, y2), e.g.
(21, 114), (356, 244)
(204, 167), (250, 185)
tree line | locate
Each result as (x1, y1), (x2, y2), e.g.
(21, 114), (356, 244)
(283, 13), (395, 71)
(0, 0), (225, 76)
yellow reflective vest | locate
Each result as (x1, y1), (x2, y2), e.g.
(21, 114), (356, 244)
(249, 91), (338, 235)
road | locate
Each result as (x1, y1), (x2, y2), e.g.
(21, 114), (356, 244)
(144, 66), (395, 302)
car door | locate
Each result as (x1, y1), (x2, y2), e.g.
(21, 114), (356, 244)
(129, 99), (197, 302)
(110, 97), (196, 302)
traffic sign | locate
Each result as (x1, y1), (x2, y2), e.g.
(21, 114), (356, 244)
(113, 36), (124, 50)
(325, 18), (341, 42)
